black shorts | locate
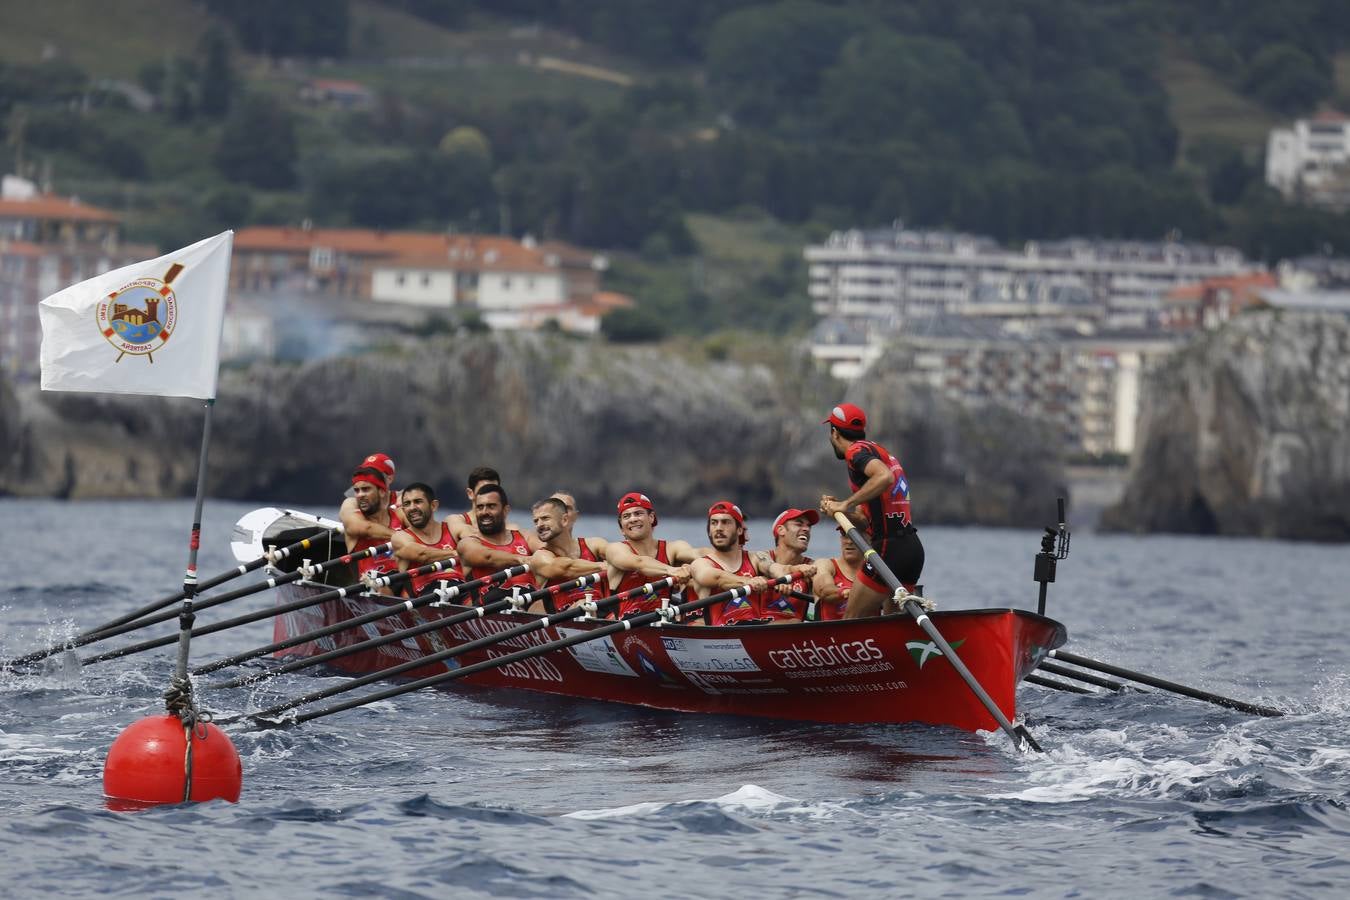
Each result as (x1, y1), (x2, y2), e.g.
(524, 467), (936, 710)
(857, 524), (924, 593)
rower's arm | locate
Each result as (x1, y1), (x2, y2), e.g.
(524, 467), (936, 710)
(392, 530), (457, 566)
(457, 536), (528, 570)
(691, 558), (766, 593)
(530, 549), (605, 581)
(605, 542), (680, 579)
(812, 561), (842, 603)
(340, 497), (395, 541)
(842, 458), (895, 511)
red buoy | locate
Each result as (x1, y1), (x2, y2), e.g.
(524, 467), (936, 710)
(103, 714), (242, 808)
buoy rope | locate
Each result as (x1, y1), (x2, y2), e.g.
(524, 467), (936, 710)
(164, 677), (212, 803)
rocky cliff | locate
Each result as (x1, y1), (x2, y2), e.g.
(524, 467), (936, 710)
(0, 333), (1064, 527)
(1102, 312), (1350, 541)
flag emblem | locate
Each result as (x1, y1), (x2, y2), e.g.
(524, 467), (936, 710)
(95, 264), (183, 363)
(906, 638), (965, 669)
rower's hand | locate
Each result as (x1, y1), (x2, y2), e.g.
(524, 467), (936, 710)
(791, 563), (817, 580)
(669, 565), (692, 587)
(820, 496), (848, 518)
(747, 576), (769, 593)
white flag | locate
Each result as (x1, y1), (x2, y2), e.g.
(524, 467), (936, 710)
(40, 231), (234, 400)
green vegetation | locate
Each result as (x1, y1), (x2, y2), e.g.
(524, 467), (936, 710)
(3, 0), (1350, 339)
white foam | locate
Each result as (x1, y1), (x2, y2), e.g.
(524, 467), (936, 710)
(991, 725), (1276, 804)
(564, 783), (846, 821)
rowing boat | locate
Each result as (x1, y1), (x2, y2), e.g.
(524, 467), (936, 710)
(236, 507), (1068, 732)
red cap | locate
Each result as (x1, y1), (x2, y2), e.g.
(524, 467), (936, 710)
(707, 500), (748, 544)
(361, 452), (396, 485)
(823, 403), (867, 431)
(617, 491), (658, 526)
(773, 507), (820, 534)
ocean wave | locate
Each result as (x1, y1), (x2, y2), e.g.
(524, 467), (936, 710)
(564, 783), (851, 825)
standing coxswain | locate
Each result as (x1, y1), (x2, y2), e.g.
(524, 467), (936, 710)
(818, 402), (924, 618)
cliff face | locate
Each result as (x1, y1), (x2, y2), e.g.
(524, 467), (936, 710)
(0, 333), (1063, 527)
(1102, 312), (1350, 540)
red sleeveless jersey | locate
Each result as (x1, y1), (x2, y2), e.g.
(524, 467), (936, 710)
(704, 551), (764, 626)
(467, 530), (536, 596)
(819, 559), (855, 621)
(352, 511), (400, 580)
(614, 540), (684, 617)
(543, 538), (608, 613)
(405, 521), (459, 596)
(761, 550), (811, 621)
(844, 439), (913, 536)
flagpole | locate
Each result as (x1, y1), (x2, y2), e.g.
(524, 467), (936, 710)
(38, 231), (244, 806)
(173, 397), (215, 684)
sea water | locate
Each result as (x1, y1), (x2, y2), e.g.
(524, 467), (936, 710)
(1, 498), (1347, 898)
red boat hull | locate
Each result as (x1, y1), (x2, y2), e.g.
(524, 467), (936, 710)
(271, 584), (1067, 732)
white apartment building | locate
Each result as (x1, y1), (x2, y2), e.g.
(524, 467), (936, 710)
(1266, 111), (1350, 209)
(805, 224), (1257, 332)
(888, 317), (1178, 457)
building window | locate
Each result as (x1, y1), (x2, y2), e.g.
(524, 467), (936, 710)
(396, 274), (406, 287)
(421, 274), (431, 287)
(502, 277), (512, 289)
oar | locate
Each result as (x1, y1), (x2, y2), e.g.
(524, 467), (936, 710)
(1, 541), (393, 670)
(1047, 649), (1283, 717)
(76, 558), (461, 667)
(213, 569), (587, 691)
(191, 565), (529, 677)
(1037, 660), (1124, 692)
(5, 532), (332, 667)
(245, 573), (665, 715)
(266, 577), (784, 726)
(1025, 673), (1094, 695)
(830, 511), (1042, 752)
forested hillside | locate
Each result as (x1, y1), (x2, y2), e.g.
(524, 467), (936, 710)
(3, 0), (1349, 336)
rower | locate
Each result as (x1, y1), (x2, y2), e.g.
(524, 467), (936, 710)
(450, 465), (524, 542)
(455, 484), (540, 604)
(390, 482), (461, 599)
(756, 507), (820, 623)
(810, 527), (862, 621)
(340, 463), (401, 587)
(527, 497), (609, 615)
(819, 402), (924, 618)
(603, 491), (697, 617)
(689, 501), (813, 625)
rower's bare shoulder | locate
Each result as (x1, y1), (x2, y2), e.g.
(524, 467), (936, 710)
(669, 540), (706, 563)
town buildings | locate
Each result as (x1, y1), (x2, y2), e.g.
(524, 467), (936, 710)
(0, 176), (156, 381)
(229, 225), (628, 335)
(806, 223), (1256, 332)
(1266, 111), (1350, 210)
(1, 175), (630, 382)
(805, 222), (1266, 458)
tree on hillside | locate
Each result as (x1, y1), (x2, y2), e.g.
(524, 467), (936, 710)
(438, 125), (492, 166)
(705, 0), (869, 127)
(198, 27), (235, 118)
(206, 0), (350, 58)
(1243, 44), (1332, 114)
(215, 94), (298, 189)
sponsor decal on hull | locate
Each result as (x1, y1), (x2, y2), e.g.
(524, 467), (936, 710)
(556, 629), (638, 677)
